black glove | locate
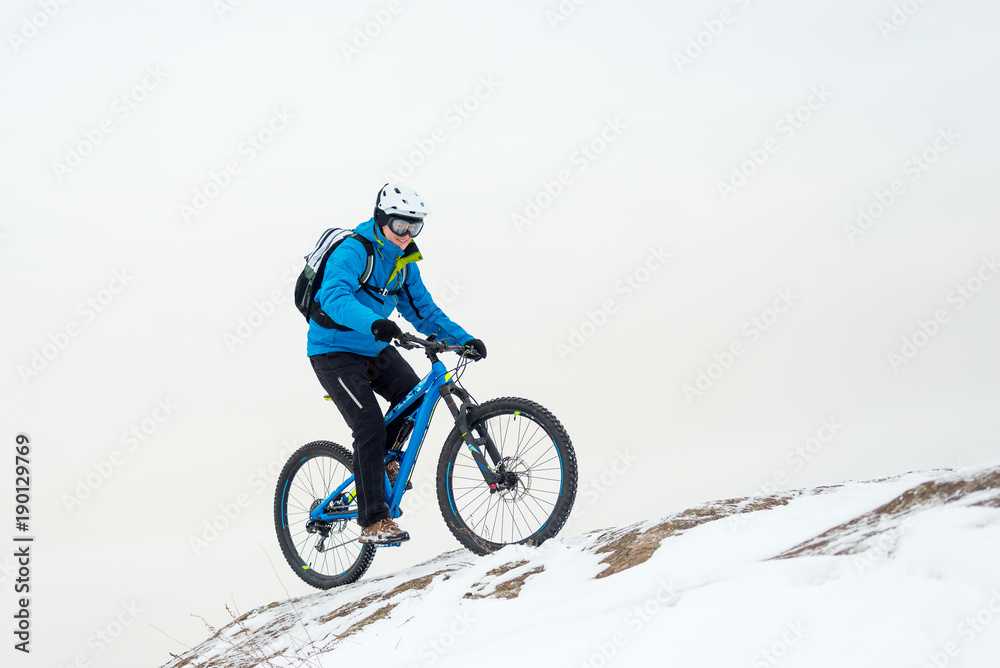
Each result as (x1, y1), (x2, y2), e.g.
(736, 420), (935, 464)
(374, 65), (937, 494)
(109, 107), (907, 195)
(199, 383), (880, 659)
(464, 338), (487, 359)
(371, 319), (404, 342)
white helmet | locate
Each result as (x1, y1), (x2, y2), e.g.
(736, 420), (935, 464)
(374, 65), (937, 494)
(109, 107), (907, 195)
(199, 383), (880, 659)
(375, 183), (430, 220)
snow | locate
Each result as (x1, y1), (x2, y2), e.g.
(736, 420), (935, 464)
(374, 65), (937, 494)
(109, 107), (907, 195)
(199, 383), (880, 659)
(165, 461), (1000, 667)
(7, 3), (1000, 666)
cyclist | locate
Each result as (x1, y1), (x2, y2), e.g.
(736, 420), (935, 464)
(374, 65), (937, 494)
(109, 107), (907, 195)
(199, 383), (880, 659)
(307, 183), (487, 544)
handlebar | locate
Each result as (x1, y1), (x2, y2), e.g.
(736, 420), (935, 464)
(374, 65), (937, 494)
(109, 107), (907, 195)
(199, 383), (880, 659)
(394, 333), (483, 361)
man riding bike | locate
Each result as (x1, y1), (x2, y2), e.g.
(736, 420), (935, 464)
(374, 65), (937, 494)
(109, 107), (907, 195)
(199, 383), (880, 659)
(306, 183), (487, 544)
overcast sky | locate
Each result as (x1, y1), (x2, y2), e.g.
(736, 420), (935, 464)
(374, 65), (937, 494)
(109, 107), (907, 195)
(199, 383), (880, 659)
(2, 1), (999, 666)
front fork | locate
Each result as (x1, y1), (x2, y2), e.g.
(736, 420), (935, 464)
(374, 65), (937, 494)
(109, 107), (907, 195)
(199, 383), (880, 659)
(439, 383), (505, 488)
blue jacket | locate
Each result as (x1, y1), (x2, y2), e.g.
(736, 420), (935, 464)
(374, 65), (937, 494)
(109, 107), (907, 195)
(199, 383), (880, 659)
(306, 219), (472, 357)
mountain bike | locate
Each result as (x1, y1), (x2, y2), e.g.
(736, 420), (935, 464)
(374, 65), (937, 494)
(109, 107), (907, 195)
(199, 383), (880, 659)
(273, 333), (578, 589)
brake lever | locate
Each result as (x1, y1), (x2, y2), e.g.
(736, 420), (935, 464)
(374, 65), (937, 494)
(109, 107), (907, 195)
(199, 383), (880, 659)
(461, 347), (483, 361)
(393, 333), (418, 349)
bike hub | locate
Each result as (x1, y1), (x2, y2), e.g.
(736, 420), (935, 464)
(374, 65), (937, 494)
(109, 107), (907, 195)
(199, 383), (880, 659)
(494, 457), (531, 502)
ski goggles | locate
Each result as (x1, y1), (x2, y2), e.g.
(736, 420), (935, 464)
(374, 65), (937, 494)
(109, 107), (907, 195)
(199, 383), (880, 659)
(386, 216), (424, 238)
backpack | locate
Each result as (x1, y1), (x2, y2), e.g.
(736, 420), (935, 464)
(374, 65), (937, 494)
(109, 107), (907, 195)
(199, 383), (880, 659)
(294, 228), (409, 330)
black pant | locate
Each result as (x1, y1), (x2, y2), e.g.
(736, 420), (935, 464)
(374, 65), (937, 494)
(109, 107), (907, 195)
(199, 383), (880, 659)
(310, 346), (421, 527)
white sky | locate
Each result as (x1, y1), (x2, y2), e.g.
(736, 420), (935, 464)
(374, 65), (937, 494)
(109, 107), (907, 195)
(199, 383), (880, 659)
(2, 1), (999, 666)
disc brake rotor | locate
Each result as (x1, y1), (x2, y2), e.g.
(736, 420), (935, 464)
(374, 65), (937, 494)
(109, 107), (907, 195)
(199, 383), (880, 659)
(497, 457), (532, 503)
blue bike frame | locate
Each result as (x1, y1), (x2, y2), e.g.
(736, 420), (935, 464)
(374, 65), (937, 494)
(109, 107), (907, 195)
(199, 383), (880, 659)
(307, 358), (451, 523)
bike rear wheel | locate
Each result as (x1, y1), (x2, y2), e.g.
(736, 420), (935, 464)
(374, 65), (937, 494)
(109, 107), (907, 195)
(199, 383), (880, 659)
(273, 441), (374, 589)
(436, 397), (577, 555)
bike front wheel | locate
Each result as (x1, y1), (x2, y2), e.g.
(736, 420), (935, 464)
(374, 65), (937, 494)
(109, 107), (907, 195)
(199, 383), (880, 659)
(436, 397), (578, 555)
(273, 440), (375, 589)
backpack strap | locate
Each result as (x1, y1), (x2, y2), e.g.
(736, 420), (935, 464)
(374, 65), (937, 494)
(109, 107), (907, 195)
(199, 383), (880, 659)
(356, 235), (420, 301)
(312, 233), (417, 328)
(352, 234), (375, 282)
(309, 233), (376, 330)
(351, 233), (396, 302)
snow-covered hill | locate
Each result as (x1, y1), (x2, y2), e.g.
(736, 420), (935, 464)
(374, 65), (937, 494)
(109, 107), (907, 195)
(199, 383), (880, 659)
(162, 462), (1000, 667)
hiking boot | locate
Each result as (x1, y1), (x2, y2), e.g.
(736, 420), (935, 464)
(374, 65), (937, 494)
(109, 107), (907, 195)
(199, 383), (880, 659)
(385, 460), (413, 490)
(358, 518), (410, 544)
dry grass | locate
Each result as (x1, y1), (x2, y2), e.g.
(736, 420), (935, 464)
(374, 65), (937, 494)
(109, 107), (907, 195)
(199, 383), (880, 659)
(487, 560), (529, 578)
(489, 566), (544, 599)
(592, 494), (797, 579)
(316, 593), (387, 625)
(337, 603), (398, 639)
(775, 468), (1000, 559)
(166, 602), (334, 668)
(464, 564), (545, 600)
(384, 569), (452, 597)
(164, 566), (457, 667)
(166, 467), (1000, 667)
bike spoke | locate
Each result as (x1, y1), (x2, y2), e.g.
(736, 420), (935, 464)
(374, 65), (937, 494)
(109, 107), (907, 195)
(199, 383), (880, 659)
(453, 484), (488, 506)
(512, 498), (535, 537)
(524, 489), (554, 519)
(281, 453), (366, 578)
(513, 421), (544, 460)
(440, 399), (575, 556)
(451, 413), (560, 546)
(521, 435), (555, 469)
(463, 487), (494, 521)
